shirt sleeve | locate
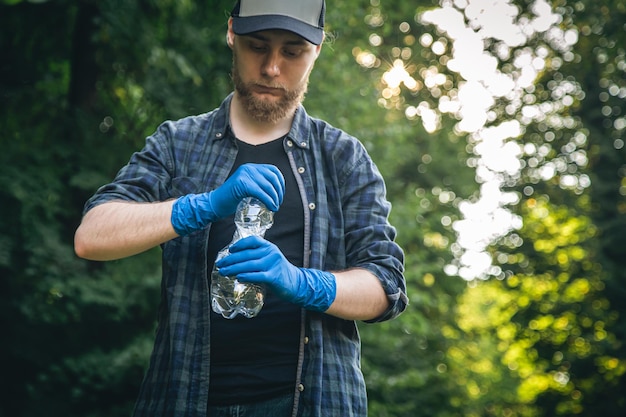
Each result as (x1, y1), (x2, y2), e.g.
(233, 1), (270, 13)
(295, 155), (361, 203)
(334, 136), (409, 323)
(82, 121), (179, 216)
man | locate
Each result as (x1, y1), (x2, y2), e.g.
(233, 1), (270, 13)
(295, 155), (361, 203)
(74, 0), (408, 416)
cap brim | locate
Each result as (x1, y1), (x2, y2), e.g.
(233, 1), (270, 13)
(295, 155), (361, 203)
(232, 15), (323, 45)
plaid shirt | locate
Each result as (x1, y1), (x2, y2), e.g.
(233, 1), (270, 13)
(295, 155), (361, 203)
(84, 94), (407, 417)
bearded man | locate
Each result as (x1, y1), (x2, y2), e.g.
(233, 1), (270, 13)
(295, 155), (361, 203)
(74, 1), (407, 416)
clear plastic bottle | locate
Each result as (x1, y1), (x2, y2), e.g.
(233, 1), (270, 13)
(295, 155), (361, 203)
(210, 197), (274, 319)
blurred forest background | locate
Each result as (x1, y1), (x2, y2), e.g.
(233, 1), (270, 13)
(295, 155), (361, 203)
(1, 0), (625, 416)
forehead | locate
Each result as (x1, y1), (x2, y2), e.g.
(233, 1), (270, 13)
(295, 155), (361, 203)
(240, 29), (312, 47)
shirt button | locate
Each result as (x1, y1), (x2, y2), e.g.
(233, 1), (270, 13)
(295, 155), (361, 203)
(308, 203), (316, 210)
(287, 140), (293, 147)
(216, 132), (222, 138)
(298, 384), (305, 392)
(300, 141), (307, 147)
(297, 167), (305, 174)
(304, 336), (309, 344)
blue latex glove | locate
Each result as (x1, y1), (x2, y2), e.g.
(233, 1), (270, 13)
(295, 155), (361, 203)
(171, 164), (285, 236)
(215, 236), (337, 312)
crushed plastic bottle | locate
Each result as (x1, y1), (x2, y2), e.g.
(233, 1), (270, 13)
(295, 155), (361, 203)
(211, 197), (274, 319)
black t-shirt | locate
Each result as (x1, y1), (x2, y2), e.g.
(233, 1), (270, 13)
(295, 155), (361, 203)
(207, 137), (304, 405)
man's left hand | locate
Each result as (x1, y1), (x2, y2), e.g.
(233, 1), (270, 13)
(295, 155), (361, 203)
(215, 236), (336, 312)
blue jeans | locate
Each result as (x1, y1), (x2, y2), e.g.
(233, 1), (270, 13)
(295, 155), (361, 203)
(207, 392), (294, 417)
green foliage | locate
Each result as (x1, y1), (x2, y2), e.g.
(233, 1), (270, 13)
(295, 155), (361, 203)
(356, 0), (626, 415)
(449, 197), (619, 416)
(1, 0), (234, 415)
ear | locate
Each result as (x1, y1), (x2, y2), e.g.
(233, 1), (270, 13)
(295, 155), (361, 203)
(314, 42), (323, 57)
(226, 17), (235, 49)
(314, 33), (325, 57)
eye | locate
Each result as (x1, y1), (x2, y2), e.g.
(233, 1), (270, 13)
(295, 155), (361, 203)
(283, 48), (302, 58)
(248, 42), (267, 52)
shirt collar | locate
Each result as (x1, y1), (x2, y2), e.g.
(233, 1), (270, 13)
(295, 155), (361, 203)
(286, 105), (311, 149)
(211, 93), (234, 142)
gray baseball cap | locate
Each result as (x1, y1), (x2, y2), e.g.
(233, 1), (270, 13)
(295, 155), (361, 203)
(231, 0), (325, 45)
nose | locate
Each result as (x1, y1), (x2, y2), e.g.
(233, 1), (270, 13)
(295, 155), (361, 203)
(262, 51), (281, 78)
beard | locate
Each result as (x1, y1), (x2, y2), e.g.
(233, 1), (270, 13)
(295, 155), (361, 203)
(231, 51), (309, 124)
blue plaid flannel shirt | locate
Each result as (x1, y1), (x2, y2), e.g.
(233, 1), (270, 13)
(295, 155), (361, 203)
(84, 94), (407, 417)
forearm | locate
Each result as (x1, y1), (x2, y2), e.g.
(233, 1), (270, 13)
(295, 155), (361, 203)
(325, 268), (389, 321)
(74, 200), (178, 261)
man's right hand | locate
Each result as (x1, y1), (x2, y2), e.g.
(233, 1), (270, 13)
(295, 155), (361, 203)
(171, 163), (285, 236)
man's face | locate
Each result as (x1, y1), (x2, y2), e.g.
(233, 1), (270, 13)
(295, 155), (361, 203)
(229, 24), (321, 123)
